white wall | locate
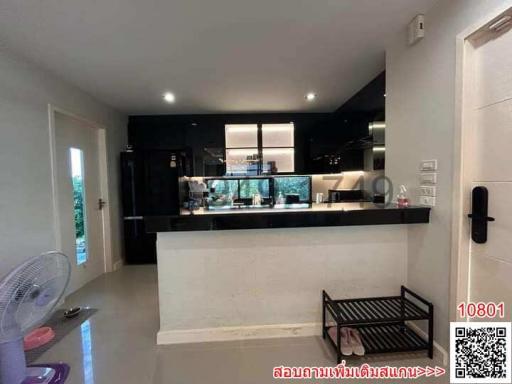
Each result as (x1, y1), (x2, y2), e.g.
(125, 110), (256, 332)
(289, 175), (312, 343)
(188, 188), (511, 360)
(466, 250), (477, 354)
(385, 0), (512, 350)
(0, 46), (126, 280)
(157, 226), (407, 343)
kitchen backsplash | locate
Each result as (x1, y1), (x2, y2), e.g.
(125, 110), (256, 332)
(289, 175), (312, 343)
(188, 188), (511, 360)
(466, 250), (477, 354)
(182, 171), (384, 203)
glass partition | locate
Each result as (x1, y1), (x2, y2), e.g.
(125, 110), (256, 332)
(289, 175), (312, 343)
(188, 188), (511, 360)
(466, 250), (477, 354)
(225, 124), (259, 175)
(225, 124), (258, 148)
(207, 179), (238, 207)
(262, 123), (294, 147)
(273, 176), (311, 203)
(239, 178), (270, 199)
(262, 123), (294, 174)
(206, 176), (310, 209)
(207, 178), (271, 209)
(262, 148), (294, 174)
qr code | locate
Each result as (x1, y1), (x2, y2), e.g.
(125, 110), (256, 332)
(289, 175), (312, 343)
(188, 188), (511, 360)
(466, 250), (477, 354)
(451, 322), (511, 383)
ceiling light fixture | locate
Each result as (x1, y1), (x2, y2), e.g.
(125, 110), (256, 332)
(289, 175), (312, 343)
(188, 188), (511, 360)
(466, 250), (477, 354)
(305, 92), (316, 102)
(163, 92), (176, 103)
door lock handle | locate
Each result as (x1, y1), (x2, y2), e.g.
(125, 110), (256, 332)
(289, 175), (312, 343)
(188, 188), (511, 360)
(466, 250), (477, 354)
(467, 214), (495, 222)
(469, 186), (493, 244)
(98, 198), (107, 210)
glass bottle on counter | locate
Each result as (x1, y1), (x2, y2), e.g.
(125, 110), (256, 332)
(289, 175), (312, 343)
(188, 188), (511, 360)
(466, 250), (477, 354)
(277, 192), (285, 205)
(396, 185), (409, 208)
(252, 193), (262, 206)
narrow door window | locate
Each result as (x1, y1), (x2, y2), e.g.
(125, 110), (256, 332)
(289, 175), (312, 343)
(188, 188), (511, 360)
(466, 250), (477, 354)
(70, 147), (88, 265)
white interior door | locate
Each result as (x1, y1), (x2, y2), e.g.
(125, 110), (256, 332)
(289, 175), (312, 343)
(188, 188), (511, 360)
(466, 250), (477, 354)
(465, 21), (512, 320)
(55, 112), (105, 293)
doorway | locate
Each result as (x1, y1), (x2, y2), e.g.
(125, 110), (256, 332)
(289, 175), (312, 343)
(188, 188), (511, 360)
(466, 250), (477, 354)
(49, 107), (112, 293)
(452, 7), (512, 321)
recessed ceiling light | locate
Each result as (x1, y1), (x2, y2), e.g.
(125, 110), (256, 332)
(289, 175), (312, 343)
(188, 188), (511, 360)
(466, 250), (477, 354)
(163, 92), (176, 103)
(305, 92), (316, 101)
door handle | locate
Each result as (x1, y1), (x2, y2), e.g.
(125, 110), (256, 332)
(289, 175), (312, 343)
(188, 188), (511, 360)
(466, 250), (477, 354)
(467, 214), (495, 222)
(468, 186), (494, 244)
(98, 198), (107, 210)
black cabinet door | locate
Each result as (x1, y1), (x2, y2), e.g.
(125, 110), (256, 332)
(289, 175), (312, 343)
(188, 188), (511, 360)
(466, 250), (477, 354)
(185, 124), (225, 176)
(303, 113), (368, 174)
(342, 149), (364, 171)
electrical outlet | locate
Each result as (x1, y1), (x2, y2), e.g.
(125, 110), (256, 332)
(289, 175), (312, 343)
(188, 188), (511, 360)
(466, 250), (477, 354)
(420, 173), (437, 184)
(419, 196), (436, 207)
(420, 186), (436, 197)
(420, 159), (437, 171)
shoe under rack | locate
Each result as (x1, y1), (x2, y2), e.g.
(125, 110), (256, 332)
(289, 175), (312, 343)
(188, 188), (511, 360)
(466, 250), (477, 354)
(322, 286), (434, 364)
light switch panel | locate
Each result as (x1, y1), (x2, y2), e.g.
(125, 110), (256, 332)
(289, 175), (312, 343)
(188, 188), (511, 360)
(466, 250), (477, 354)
(420, 159), (437, 171)
(420, 173), (437, 184)
(420, 186), (436, 197)
(419, 196), (436, 207)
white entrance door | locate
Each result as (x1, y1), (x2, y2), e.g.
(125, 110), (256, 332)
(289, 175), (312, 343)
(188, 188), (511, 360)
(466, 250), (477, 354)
(465, 19), (512, 320)
(55, 112), (105, 293)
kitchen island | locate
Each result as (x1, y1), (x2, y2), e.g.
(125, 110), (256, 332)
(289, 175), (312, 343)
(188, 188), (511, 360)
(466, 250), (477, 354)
(152, 202), (431, 345)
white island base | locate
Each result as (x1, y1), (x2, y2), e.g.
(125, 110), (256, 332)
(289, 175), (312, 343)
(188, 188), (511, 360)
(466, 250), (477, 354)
(156, 225), (407, 345)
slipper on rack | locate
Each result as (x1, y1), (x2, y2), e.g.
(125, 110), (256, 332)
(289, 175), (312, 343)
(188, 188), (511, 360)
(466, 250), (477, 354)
(348, 328), (365, 356)
(328, 326), (353, 356)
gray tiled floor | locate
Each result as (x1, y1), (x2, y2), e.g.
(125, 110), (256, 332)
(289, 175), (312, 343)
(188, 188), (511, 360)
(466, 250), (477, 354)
(36, 266), (449, 383)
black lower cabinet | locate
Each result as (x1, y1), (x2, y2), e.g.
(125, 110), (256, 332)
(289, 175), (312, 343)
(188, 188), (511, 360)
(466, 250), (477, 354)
(123, 219), (156, 264)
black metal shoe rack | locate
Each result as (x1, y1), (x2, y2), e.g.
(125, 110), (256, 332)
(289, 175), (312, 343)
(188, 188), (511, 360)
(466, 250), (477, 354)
(322, 286), (433, 364)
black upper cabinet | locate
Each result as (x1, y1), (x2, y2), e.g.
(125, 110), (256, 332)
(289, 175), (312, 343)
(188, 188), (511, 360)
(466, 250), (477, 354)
(127, 72), (385, 176)
(303, 113), (370, 173)
(129, 114), (331, 176)
(303, 72), (385, 173)
(185, 122), (225, 176)
(129, 115), (225, 176)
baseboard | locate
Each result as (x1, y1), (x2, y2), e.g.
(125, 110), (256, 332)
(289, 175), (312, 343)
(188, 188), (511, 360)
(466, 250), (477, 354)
(157, 322), (320, 345)
(157, 321), (449, 365)
(406, 322), (448, 366)
(112, 259), (123, 271)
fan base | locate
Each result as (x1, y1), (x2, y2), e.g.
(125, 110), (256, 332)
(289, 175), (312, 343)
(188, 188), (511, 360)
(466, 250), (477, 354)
(22, 364), (70, 384)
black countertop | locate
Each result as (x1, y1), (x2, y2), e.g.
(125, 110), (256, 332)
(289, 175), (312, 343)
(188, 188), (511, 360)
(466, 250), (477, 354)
(145, 203), (430, 232)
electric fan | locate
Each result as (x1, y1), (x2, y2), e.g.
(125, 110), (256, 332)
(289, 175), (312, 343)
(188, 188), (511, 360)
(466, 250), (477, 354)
(0, 251), (71, 384)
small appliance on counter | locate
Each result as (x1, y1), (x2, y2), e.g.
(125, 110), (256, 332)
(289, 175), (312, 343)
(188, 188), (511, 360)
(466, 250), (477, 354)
(252, 193), (262, 206)
(187, 180), (208, 213)
(373, 194), (385, 204)
(285, 194), (300, 205)
(328, 189), (366, 202)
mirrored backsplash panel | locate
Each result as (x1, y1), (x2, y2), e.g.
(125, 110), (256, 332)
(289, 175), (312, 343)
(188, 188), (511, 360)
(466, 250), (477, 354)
(207, 177), (272, 209)
(274, 176), (310, 203)
(181, 170), (385, 211)
(202, 175), (310, 210)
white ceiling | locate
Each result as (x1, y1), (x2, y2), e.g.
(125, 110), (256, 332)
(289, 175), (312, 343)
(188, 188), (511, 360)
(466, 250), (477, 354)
(0, 0), (436, 114)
